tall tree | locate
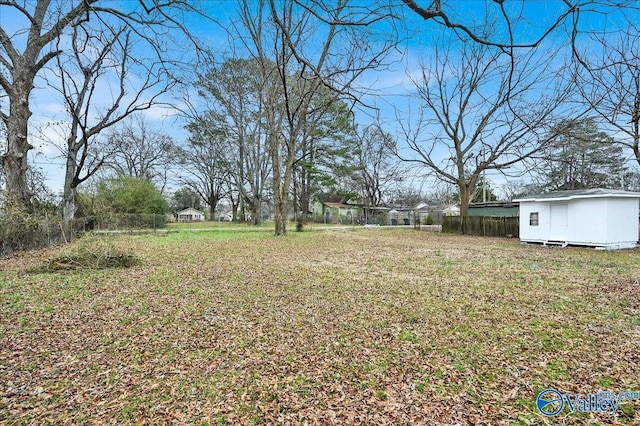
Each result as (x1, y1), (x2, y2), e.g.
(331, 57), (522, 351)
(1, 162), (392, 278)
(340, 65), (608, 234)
(351, 125), (400, 218)
(395, 29), (569, 228)
(291, 87), (356, 216)
(47, 25), (175, 237)
(0, 0), (200, 210)
(188, 58), (271, 224)
(178, 121), (229, 221)
(235, 0), (397, 235)
(105, 115), (177, 193)
(530, 118), (632, 191)
(573, 24), (640, 166)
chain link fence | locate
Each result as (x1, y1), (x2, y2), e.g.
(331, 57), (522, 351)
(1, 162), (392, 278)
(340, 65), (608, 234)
(0, 213), (169, 257)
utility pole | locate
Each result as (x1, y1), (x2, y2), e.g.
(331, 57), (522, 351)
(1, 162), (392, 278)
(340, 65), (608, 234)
(482, 147), (487, 203)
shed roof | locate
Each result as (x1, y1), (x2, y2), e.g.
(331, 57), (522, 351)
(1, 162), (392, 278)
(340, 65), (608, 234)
(514, 188), (640, 203)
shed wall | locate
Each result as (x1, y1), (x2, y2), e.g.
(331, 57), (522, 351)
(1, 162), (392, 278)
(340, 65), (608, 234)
(519, 201), (549, 242)
(567, 198), (607, 244)
(605, 198), (639, 244)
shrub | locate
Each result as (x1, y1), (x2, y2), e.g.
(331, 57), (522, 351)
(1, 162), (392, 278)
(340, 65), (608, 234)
(424, 215), (434, 225)
(0, 203), (49, 256)
(42, 236), (139, 271)
(93, 176), (168, 218)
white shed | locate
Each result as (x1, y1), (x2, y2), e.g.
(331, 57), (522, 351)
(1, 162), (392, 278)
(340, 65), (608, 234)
(514, 189), (640, 250)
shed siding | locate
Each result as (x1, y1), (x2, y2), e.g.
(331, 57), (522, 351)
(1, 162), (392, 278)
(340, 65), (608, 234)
(606, 198), (639, 244)
(567, 198), (607, 244)
(519, 201), (549, 242)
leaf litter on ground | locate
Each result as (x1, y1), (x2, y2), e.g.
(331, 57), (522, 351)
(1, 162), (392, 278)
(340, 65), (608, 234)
(0, 229), (639, 425)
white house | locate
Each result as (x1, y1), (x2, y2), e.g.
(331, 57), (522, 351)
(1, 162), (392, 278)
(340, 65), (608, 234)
(175, 208), (205, 222)
(514, 188), (640, 250)
(442, 204), (461, 216)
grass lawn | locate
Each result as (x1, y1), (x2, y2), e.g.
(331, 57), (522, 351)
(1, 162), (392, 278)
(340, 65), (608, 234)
(166, 221), (355, 232)
(1, 229), (639, 425)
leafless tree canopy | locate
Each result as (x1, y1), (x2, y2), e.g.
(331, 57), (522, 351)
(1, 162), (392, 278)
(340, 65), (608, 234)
(0, 0), (202, 210)
(229, 0), (400, 235)
(401, 0), (639, 49)
(396, 28), (570, 217)
(178, 120), (230, 221)
(105, 115), (177, 192)
(353, 125), (401, 210)
(572, 24), (640, 165)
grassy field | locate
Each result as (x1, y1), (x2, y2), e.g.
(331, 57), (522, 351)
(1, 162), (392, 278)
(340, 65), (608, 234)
(1, 229), (639, 425)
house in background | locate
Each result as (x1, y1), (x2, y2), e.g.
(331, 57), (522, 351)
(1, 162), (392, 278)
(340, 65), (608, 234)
(514, 188), (640, 249)
(413, 202), (430, 222)
(313, 196), (362, 224)
(441, 204), (460, 216)
(175, 207), (205, 222)
(388, 208), (411, 225)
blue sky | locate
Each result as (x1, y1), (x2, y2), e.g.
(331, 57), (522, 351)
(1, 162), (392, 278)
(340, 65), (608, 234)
(1, 1), (638, 197)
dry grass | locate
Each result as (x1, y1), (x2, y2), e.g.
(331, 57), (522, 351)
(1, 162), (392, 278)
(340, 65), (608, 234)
(1, 229), (639, 425)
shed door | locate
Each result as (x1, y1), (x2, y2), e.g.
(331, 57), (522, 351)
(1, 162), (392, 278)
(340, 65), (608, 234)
(549, 203), (568, 241)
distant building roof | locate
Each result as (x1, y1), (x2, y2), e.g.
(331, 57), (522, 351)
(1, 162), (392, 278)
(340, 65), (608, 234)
(323, 201), (356, 209)
(469, 201), (518, 209)
(176, 207), (204, 215)
(514, 188), (640, 203)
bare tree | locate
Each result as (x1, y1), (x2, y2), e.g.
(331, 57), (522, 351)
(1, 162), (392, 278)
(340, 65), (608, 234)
(500, 180), (538, 202)
(395, 30), (569, 228)
(178, 119), (230, 221)
(401, 1), (639, 49)
(572, 24), (640, 166)
(47, 24), (176, 237)
(235, 0), (398, 235)
(352, 125), (400, 220)
(105, 115), (177, 192)
(0, 0), (201, 210)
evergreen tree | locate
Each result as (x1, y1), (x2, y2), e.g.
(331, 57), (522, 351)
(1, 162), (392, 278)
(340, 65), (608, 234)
(534, 119), (631, 191)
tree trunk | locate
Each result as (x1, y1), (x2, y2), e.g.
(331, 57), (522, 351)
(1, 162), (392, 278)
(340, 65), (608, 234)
(3, 84), (34, 210)
(209, 203), (215, 222)
(62, 151), (79, 241)
(300, 166), (311, 215)
(230, 196), (238, 222)
(251, 198), (261, 225)
(273, 202), (287, 235)
(459, 184), (472, 234)
(272, 166), (287, 236)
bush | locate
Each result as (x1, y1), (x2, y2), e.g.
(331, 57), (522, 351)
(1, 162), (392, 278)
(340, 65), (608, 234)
(92, 176), (169, 219)
(295, 219), (304, 232)
(42, 235), (139, 271)
(0, 204), (51, 256)
(424, 215), (434, 225)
